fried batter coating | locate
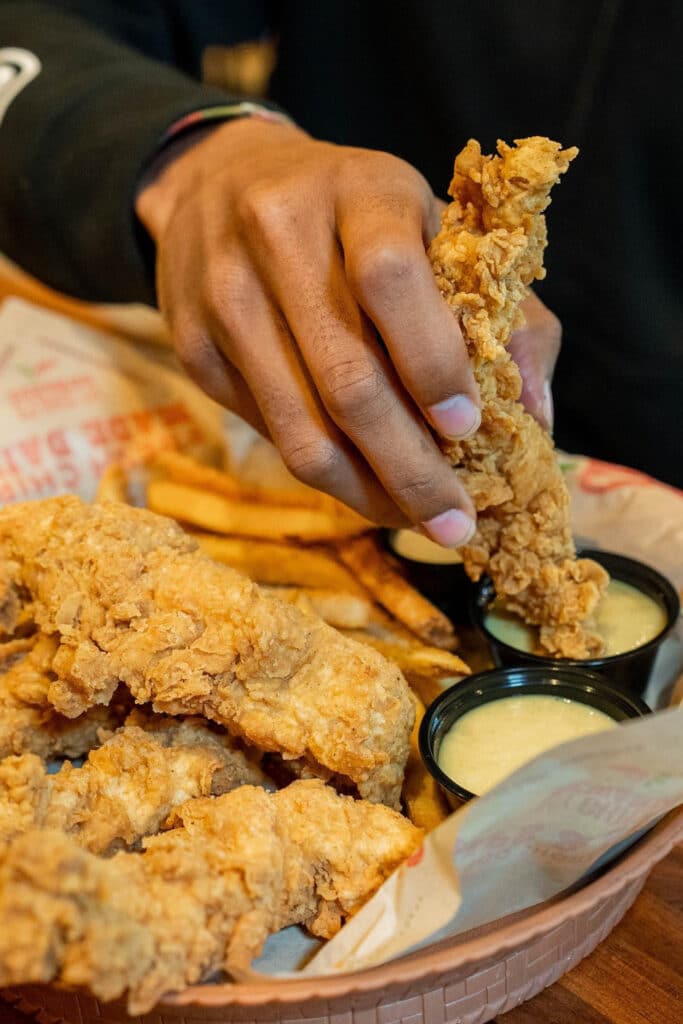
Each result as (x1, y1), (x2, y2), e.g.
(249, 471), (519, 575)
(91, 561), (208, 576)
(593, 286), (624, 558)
(0, 780), (421, 1012)
(0, 634), (122, 760)
(121, 707), (270, 795)
(0, 498), (414, 807)
(429, 137), (608, 657)
(0, 752), (46, 841)
(0, 710), (269, 853)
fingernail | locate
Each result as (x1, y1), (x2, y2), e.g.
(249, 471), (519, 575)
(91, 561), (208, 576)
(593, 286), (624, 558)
(542, 380), (554, 433)
(422, 509), (476, 548)
(428, 395), (481, 440)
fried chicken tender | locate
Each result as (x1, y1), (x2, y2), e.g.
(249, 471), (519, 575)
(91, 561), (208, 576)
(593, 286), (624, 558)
(0, 710), (269, 853)
(0, 633), (122, 760)
(0, 497), (414, 807)
(0, 780), (421, 1012)
(0, 752), (46, 841)
(429, 137), (608, 657)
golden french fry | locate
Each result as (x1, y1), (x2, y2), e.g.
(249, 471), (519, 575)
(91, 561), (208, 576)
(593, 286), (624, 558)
(147, 479), (370, 542)
(264, 587), (374, 629)
(342, 618), (471, 675)
(403, 693), (451, 831)
(149, 451), (291, 503)
(193, 533), (367, 593)
(342, 629), (469, 678)
(337, 535), (458, 649)
(95, 464), (129, 504)
(401, 671), (466, 711)
(149, 450), (370, 527)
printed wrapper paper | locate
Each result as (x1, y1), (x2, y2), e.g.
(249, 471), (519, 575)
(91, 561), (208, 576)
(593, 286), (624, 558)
(561, 453), (683, 591)
(0, 297), (224, 503)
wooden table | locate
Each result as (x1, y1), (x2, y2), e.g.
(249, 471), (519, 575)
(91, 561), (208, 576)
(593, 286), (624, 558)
(500, 843), (683, 1022)
(3, 845), (681, 1024)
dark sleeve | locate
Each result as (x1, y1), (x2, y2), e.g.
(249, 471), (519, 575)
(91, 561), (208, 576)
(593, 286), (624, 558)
(0, 0), (276, 304)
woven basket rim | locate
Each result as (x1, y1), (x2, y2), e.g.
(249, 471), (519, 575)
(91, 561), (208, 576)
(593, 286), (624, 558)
(166, 804), (683, 1009)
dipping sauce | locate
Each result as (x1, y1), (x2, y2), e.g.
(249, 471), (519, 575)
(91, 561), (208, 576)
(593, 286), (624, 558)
(389, 529), (463, 565)
(485, 579), (667, 657)
(437, 694), (616, 795)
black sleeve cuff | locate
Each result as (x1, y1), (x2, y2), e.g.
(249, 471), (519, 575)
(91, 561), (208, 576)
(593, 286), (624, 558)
(0, 2), (285, 304)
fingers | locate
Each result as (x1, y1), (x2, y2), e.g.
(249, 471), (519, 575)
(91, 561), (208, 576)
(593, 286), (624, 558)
(171, 316), (270, 437)
(248, 222), (476, 538)
(200, 263), (410, 527)
(339, 190), (481, 442)
(509, 291), (562, 431)
(156, 141), (480, 542)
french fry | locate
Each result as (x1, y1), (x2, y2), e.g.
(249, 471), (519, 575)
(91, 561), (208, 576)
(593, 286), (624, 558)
(264, 587), (374, 629)
(149, 451), (302, 506)
(337, 535), (458, 650)
(95, 464), (129, 504)
(402, 670), (467, 711)
(402, 693), (451, 831)
(343, 628), (468, 677)
(193, 533), (367, 593)
(147, 479), (370, 542)
(148, 450), (370, 527)
(342, 615), (469, 708)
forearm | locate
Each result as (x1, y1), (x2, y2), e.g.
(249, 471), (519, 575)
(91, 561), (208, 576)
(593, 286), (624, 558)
(0, 1), (277, 303)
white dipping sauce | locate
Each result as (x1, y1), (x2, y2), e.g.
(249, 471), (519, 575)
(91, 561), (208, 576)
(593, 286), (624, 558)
(485, 579), (667, 657)
(389, 529), (463, 565)
(437, 695), (616, 795)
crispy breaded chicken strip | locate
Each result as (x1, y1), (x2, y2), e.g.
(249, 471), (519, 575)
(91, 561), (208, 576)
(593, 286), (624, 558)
(0, 634), (122, 760)
(0, 498), (414, 807)
(0, 780), (421, 1012)
(429, 137), (608, 657)
(0, 710), (269, 852)
(122, 707), (270, 795)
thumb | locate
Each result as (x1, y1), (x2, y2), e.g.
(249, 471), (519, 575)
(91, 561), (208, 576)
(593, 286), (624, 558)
(508, 291), (562, 432)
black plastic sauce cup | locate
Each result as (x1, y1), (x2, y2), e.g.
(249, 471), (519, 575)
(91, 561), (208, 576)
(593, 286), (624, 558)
(381, 529), (476, 625)
(419, 665), (651, 808)
(470, 549), (680, 698)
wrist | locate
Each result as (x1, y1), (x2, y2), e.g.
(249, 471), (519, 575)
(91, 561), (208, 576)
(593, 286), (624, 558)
(135, 104), (296, 242)
(135, 124), (218, 242)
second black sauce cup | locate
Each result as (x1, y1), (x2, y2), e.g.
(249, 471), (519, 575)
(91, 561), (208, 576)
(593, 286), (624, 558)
(471, 549), (680, 698)
(419, 665), (651, 808)
(381, 528), (476, 625)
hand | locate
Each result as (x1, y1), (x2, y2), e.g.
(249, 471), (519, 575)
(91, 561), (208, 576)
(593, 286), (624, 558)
(509, 291), (561, 433)
(136, 118), (479, 543)
(136, 120), (554, 542)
